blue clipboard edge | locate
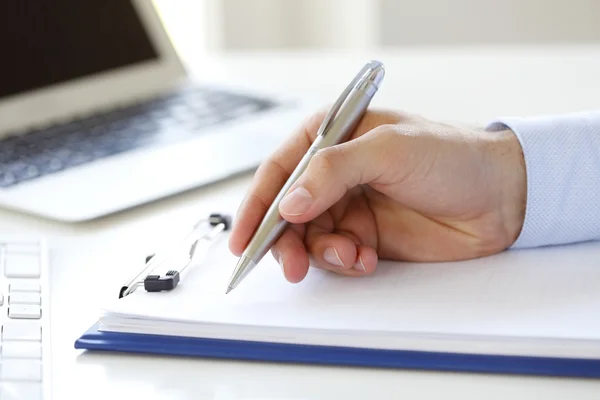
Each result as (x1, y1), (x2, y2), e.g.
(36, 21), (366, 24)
(74, 322), (600, 378)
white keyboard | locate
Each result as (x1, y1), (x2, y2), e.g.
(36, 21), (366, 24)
(0, 239), (51, 400)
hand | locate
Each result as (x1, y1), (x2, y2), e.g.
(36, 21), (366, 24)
(229, 108), (527, 283)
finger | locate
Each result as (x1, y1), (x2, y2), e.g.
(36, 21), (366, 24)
(332, 189), (379, 253)
(278, 125), (394, 224)
(304, 223), (378, 276)
(229, 108), (394, 256)
(228, 111), (326, 256)
(270, 225), (309, 283)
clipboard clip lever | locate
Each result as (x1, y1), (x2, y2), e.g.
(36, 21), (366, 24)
(142, 269), (180, 293)
(119, 213), (231, 298)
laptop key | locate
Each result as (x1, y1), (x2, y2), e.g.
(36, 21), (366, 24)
(2, 340), (42, 358)
(4, 253), (41, 278)
(9, 282), (41, 293)
(1, 359), (42, 381)
(9, 292), (41, 305)
(2, 322), (42, 341)
(0, 382), (43, 400)
(8, 304), (42, 319)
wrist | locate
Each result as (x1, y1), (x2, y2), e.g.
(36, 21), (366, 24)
(486, 128), (527, 247)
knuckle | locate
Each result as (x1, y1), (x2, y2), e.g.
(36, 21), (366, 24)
(373, 123), (419, 153)
(389, 121), (420, 138)
(312, 147), (342, 171)
(373, 123), (396, 134)
(359, 124), (398, 154)
(368, 123), (400, 142)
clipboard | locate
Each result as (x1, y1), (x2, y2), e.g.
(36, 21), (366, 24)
(75, 322), (600, 378)
(74, 213), (600, 379)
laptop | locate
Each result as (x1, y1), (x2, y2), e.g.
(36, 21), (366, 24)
(0, 0), (313, 222)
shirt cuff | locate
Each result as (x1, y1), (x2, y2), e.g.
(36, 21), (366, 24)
(486, 110), (600, 249)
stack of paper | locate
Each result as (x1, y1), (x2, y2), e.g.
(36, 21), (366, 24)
(96, 234), (600, 361)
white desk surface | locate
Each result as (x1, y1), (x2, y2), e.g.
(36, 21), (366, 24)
(3, 45), (600, 399)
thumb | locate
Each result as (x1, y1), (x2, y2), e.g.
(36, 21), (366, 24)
(278, 126), (391, 223)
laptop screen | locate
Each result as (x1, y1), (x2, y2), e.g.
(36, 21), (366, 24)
(0, 0), (159, 99)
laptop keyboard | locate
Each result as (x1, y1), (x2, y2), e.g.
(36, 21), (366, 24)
(0, 86), (279, 188)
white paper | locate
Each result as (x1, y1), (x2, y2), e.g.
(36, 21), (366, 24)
(102, 234), (600, 349)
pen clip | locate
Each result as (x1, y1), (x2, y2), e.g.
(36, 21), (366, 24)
(316, 60), (384, 137)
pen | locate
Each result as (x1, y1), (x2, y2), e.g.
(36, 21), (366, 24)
(226, 60), (385, 293)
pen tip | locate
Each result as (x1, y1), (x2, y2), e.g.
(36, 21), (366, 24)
(226, 256), (256, 294)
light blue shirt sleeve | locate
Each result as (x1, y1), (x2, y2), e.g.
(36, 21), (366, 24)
(486, 110), (600, 249)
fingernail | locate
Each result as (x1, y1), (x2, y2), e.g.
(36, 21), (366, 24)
(278, 254), (285, 273)
(324, 247), (344, 267)
(354, 256), (366, 272)
(279, 187), (312, 216)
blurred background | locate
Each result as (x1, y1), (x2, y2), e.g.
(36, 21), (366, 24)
(2, 0), (600, 223)
(153, 0), (600, 58)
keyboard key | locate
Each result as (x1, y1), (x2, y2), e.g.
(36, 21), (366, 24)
(9, 292), (41, 305)
(5, 243), (40, 254)
(0, 171), (16, 186)
(1, 237), (48, 400)
(9, 282), (40, 293)
(1, 359), (42, 381)
(8, 304), (41, 319)
(0, 382), (42, 400)
(1, 341), (42, 358)
(4, 253), (40, 278)
(2, 323), (41, 341)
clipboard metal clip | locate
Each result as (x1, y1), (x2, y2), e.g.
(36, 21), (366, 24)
(119, 213), (231, 298)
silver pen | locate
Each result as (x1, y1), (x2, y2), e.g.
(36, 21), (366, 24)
(226, 60), (385, 293)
